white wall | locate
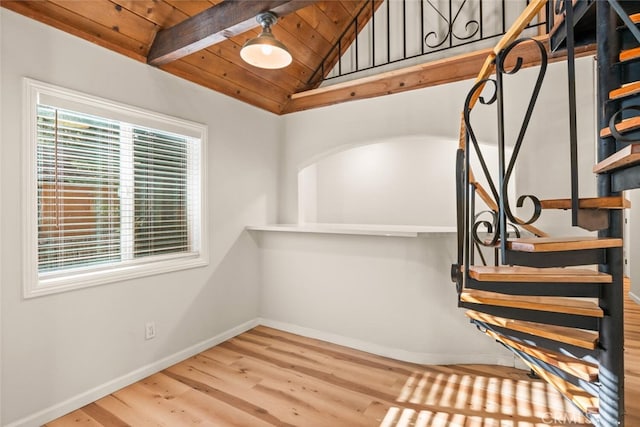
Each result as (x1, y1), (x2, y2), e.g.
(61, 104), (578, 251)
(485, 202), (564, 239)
(0, 9), (280, 426)
(256, 230), (513, 364)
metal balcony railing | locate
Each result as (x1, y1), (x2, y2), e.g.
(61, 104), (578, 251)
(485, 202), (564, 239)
(309, 0), (549, 85)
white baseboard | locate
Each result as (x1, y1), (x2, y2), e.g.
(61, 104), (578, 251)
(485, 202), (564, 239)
(6, 318), (259, 427)
(630, 291), (640, 306)
(257, 317), (516, 367)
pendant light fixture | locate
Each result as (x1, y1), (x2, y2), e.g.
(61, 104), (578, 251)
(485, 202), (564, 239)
(240, 12), (292, 69)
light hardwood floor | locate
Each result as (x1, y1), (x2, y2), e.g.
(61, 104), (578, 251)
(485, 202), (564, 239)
(48, 324), (629, 427)
(43, 278), (640, 427)
(625, 278), (640, 426)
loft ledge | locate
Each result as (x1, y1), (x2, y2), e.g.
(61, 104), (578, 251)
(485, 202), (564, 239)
(246, 223), (457, 237)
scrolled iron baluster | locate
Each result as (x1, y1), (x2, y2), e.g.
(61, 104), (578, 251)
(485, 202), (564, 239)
(424, 0), (480, 49)
(515, 194), (542, 225)
(472, 210), (499, 247)
(463, 77), (501, 206)
(495, 37), (547, 226)
(607, 105), (640, 142)
(454, 77), (501, 291)
(506, 222), (522, 239)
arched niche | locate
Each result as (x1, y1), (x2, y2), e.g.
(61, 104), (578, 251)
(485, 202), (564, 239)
(297, 136), (511, 226)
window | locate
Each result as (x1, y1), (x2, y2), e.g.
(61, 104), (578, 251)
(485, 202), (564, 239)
(23, 79), (207, 297)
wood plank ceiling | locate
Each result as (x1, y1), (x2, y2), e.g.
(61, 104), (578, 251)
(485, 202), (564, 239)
(0, 0), (370, 114)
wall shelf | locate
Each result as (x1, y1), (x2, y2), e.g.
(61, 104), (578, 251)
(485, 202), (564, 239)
(246, 223), (457, 237)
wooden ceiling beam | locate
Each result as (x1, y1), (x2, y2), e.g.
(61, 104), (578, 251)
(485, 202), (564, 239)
(283, 37), (596, 114)
(147, 0), (316, 66)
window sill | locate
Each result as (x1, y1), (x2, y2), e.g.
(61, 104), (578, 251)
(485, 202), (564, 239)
(26, 255), (208, 299)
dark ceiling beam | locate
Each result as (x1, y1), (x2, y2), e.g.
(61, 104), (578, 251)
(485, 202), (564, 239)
(147, 0), (316, 66)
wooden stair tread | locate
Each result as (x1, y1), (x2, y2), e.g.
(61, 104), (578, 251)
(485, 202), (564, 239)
(523, 360), (599, 415)
(600, 117), (640, 138)
(468, 266), (612, 283)
(593, 143), (640, 174)
(484, 329), (599, 382)
(620, 46), (640, 62)
(610, 81), (640, 100)
(507, 236), (622, 252)
(630, 12), (640, 24)
(461, 289), (603, 317)
(539, 196), (630, 209)
(465, 310), (599, 349)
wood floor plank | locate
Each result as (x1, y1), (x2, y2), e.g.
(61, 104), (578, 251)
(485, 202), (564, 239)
(113, 381), (215, 427)
(185, 349), (373, 423)
(77, 403), (130, 427)
(45, 410), (104, 427)
(91, 395), (164, 427)
(250, 326), (421, 374)
(227, 353), (376, 414)
(626, 278), (640, 425)
(240, 330), (408, 388)
(164, 362), (295, 427)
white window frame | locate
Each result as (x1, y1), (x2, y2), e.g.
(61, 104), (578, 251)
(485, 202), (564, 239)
(23, 78), (208, 298)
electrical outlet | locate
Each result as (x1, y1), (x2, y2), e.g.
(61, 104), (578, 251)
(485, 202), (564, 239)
(145, 321), (156, 340)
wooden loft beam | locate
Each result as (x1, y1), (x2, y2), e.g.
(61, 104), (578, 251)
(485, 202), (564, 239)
(148, 0), (316, 66)
(284, 37), (596, 114)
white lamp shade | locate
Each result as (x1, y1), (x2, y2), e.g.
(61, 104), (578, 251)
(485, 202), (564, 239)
(240, 32), (292, 69)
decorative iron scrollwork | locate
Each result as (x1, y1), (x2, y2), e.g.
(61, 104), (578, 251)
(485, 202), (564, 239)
(457, 36), (548, 270)
(496, 38), (547, 226)
(424, 0), (480, 49)
(606, 105), (640, 142)
(463, 77), (501, 206)
(472, 210), (499, 247)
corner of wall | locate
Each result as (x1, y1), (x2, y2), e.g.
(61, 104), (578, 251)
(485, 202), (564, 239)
(258, 318), (515, 367)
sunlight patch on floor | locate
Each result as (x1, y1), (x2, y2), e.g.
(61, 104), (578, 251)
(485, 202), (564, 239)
(380, 369), (591, 427)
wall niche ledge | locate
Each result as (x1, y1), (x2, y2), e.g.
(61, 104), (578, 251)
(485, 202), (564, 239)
(246, 223), (456, 238)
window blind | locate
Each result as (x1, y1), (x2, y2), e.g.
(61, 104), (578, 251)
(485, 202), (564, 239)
(36, 105), (194, 275)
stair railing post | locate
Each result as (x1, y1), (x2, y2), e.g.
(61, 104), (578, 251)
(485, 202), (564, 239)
(464, 134), (471, 291)
(495, 58), (508, 266)
(469, 181), (476, 266)
(564, 1), (581, 227)
(597, 2), (625, 426)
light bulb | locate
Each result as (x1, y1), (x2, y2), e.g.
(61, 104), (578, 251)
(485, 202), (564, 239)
(261, 44), (273, 56)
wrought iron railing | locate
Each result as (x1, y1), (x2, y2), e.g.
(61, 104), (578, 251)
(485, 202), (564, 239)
(310, 0), (549, 85)
(454, 37), (548, 287)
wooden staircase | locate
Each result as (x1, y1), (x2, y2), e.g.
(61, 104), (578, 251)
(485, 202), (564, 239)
(453, 1), (640, 426)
